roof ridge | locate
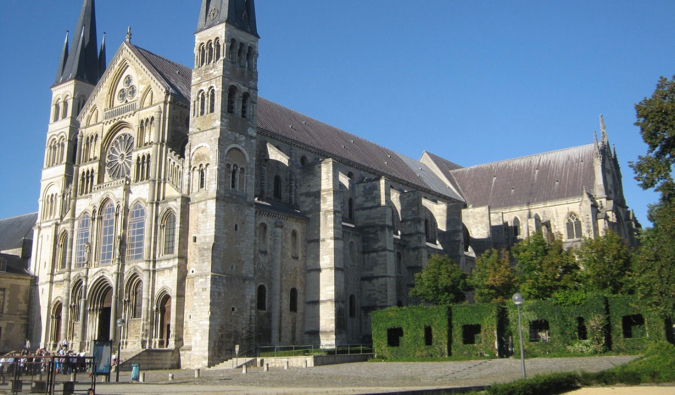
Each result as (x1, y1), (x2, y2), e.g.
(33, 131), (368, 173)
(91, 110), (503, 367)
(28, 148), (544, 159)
(452, 143), (594, 172)
(0, 212), (38, 221)
(131, 44), (192, 72)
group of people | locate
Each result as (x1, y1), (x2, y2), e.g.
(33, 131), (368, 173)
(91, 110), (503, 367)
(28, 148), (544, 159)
(0, 339), (88, 377)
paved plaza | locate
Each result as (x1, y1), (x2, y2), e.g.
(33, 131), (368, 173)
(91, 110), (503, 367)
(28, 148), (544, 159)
(10, 355), (663, 395)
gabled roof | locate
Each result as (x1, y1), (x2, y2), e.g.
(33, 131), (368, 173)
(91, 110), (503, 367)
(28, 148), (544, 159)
(437, 145), (597, 209)
(0, 253), (32, 277)
(256, 98), (464, 201)
(127, 44), (192, 103)
(0, 213), (37, 252)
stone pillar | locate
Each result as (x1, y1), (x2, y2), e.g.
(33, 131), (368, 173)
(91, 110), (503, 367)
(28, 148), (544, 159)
(141, 267), (151, 348)
(271, 220), (283, 345)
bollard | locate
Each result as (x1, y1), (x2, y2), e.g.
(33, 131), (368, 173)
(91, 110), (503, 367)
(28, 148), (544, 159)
(263, 363), (269, 372)
(242, 364), (247, 374)
(140, 372), (146, 383)
(195, 369), (200, 378)
(284, 360), (289, 370)
(303, 359), (308, 368)
(70, 372), (77, 382)
(168, 373), (174, 381)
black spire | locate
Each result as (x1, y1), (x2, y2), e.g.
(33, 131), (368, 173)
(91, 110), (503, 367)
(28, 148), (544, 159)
(54, 31), (69, 84)
(98, 33), (107, 80)
(55, 0), (102, 85)
(197, 0), (258, 37)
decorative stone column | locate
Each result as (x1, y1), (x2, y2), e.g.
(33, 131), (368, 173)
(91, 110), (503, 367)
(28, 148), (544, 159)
(271, 220), (283, 345)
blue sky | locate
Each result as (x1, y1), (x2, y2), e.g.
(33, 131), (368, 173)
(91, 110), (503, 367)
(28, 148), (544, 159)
(1, 0), (673, 227)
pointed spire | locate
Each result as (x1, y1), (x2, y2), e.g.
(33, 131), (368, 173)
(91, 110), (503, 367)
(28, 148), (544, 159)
(56, 0), (101, 85)
(600, 114), (609, 147)
(197, 0), (259, 37)
(54, 31), (69, 84)
(98, 33), (106, 80)
(126, 27), (132, 43)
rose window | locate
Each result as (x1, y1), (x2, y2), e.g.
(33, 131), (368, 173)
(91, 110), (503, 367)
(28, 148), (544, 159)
(106, 133), (134, 180)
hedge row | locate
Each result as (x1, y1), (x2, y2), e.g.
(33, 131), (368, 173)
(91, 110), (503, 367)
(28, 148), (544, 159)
(372, 296), (672, 359)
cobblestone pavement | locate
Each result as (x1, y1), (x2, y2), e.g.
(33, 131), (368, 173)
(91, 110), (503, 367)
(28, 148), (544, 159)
(3, 355), (648, 395)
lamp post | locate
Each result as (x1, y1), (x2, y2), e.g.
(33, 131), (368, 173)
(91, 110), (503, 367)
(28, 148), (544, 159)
(116, 318), (125, 383)
(512, 292), (526, 379)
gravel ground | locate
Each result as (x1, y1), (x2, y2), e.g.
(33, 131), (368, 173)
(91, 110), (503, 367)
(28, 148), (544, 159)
(39, 355), (652, 394)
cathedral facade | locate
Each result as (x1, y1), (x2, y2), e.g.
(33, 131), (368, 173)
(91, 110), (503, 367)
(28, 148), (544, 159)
(29, 0), (637, 368)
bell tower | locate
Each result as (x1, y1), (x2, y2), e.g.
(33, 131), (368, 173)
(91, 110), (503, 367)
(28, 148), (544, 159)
(183, 0), (260, 367)
(34, 0), (105, 347)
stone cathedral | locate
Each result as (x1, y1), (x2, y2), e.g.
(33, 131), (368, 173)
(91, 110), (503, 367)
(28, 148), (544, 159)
(29, 0), (638, 368)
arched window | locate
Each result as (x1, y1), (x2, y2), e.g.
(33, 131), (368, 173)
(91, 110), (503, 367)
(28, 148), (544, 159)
(566, 213), (582, 240)
(75, 213), (90, 268)
(199, 43), (205, 67)
(396, 252), (403, 275)
(273, 175), (282, 200)
(53, 101), (61, 122)
(199, 166), (206, 190)
(291, 230), (299, 258)
(57, 232), (68, 270)
(127, 277), (143, 319)
(229, 39), (237, 62)
(258, 223), (268, 252)
(231, 164), (239, 189)
(257, 285), (267, 311)
(348, 198), (355, 221)
(206, 41), (214, 64)
(62, 98), (69, 119)
(246, 46), (254, 71)
(214, 38), (221, 61)
(349, 295), (356, 318)
(513, 217), (521, 237)
(199, 90), (206, 116)
(534, 214), (542, 233)
(300, 156), (307, 166)
(227, 86), (237, 114)
(241, 92), (250, 119)
(238, 43), (245, 67)
(126, 203), (145, 261)
(99, 201), (116, 265)
(163, 212), (176, 255)
(208, 88), (216, 114)
(289, 288), (298, 312)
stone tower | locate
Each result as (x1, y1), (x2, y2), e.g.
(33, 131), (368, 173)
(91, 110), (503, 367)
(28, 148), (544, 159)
(182, 0), (260, 367)
(33, 0), (105, 346)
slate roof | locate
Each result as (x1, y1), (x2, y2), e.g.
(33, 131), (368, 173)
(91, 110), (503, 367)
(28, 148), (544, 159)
(128, 44), (193, 102)
(0, 213), (37, 252)
(0, 253), (32, 277)
(432, 145), (597, 209)
(256, 98), (464, 201)
(55, 0), (102, 85)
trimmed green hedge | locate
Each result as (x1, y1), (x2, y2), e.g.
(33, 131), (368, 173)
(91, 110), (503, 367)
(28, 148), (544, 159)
(507, 295), (608, 357)
(372, 296), (671, 360)
(371, 306), (450, 359)
(451, 303), (506, 358)
(606, 295), (669, 352)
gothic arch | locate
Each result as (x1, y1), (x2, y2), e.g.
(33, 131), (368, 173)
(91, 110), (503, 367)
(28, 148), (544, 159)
(50, 300), (64, 348)
(106, 62), (131, 108)
(140, 88), (154, 109)
(159, 208), (178, 256)
(154, 288), (172, 348)
(86, 106), (99, 126)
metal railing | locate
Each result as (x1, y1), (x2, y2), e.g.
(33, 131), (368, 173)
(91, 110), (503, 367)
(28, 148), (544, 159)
(1, 353), (96, 394)
(257, 344), (373, 358)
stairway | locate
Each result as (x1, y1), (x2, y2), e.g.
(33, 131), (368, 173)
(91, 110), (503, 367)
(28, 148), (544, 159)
(118, 349), (180, 371)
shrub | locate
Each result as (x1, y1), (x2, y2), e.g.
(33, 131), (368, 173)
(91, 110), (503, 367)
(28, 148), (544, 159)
(487, 372), (580, 395)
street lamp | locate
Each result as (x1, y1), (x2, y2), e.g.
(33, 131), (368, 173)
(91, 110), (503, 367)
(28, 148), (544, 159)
(512, 292), (526, 379)
(116, 318), (125, 383)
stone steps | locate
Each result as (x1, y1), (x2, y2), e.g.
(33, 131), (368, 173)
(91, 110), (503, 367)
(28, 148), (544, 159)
(118, 349), (180, 371)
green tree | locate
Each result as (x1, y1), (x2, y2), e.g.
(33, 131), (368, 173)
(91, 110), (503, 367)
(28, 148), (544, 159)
(468, 248), (517, 303)
(630, 75), (675, 200)
(632, 201), (675, 319)
(576, 230), (633, 294)
(409, 254), (467, 305)
(512, 232), (579, 300)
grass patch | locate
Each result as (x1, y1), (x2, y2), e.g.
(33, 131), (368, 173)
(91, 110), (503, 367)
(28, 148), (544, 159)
(486, 372), (580, 395)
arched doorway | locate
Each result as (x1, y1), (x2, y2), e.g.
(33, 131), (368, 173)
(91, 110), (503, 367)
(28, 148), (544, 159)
(51, 302), (63, 350)
(157, 294), (171, 348)
(89, 278), (114, 342)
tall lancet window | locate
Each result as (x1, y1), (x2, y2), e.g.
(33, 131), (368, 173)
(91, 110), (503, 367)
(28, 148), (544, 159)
(99, 202), (116, 265)
(75, 213), (91, 268)
(127, 203), (146, 261)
